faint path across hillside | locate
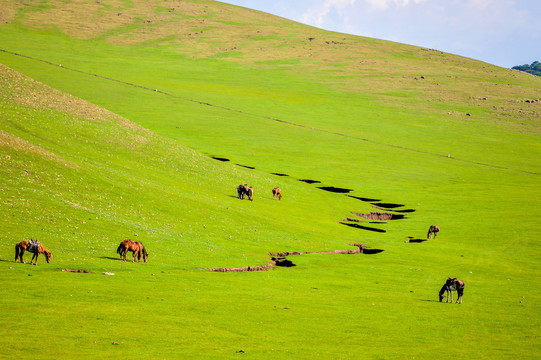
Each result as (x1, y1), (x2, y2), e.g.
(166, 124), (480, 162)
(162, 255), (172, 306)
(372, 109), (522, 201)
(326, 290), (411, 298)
(2, 48), (538, 176)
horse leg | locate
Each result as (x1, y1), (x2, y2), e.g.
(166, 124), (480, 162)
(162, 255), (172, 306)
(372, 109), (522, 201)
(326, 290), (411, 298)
(31, 253), (38, 265)
(132, 251), (136, 263)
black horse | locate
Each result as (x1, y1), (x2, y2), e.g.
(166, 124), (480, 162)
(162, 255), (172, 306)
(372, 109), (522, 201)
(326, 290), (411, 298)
(237, 184), (248, 199)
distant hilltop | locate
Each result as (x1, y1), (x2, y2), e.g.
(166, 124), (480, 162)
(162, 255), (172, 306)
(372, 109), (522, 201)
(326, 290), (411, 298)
(512, 61), (541, 77)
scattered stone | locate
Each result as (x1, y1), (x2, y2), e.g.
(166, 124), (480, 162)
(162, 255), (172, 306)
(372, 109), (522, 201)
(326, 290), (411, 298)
(63, 269), (90, 273)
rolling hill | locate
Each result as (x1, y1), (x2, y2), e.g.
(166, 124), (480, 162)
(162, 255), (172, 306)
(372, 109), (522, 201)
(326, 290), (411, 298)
(0, 0), (540, 359)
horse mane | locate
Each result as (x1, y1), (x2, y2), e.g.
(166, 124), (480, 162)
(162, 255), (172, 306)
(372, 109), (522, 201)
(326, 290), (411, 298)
(439, 283), (448, 295)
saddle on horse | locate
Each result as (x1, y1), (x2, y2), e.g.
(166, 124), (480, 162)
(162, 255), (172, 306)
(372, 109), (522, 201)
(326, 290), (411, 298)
(27, 239), (40, 254)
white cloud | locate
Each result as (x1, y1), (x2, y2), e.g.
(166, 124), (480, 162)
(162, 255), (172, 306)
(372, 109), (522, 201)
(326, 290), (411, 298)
(225, 0), (541, 67)
(365, 0), (428, 10)
(300, 0), (356, 28)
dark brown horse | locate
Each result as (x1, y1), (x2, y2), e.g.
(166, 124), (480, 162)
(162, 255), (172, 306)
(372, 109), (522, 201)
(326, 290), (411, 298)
(116, 239), (148, 263)
(427, 225), (440, 239)
(439, 277), (465, 304)
(14, 239), (52, 265)
(272, 187), (282, 200)
(237, 184), (248, 199)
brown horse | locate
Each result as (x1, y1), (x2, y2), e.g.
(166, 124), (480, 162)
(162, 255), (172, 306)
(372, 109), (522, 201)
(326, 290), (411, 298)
(427, 225), (440, 239)
(14, 239), (52, 265)
(439, 277), (465, 304)
(272, 187), (282, 200)
(116, 239), (148, 262)
(247, 186), (254, 201)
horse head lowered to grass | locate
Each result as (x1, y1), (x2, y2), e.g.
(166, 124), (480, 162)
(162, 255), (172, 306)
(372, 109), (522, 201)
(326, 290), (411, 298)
(117, 239), (148, 263)
(439, 277), (465, 304)
(14, 239), (52, 265)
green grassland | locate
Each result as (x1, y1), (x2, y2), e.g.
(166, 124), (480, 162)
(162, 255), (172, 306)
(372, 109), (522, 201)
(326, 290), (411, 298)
(0, 0), (540, 359)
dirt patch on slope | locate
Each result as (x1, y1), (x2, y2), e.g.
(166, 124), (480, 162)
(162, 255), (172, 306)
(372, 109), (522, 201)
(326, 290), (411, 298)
(209, 256), (295, 272)
(209, 263), (275, 272)
(209, 244), (384, 272)
(62, 268), (91, 273)
(351, 212), (406, 220)
(270, 243), (383, 257)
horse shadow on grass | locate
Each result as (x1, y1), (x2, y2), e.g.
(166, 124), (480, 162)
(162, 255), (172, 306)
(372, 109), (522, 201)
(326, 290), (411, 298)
(405, 237), (427, 243)
(101, 256), (123, 261)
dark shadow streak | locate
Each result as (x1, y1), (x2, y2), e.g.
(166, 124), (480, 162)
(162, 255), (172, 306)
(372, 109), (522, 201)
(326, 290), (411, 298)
(340, 222), (386, 233)
(100, 256), (122, 261)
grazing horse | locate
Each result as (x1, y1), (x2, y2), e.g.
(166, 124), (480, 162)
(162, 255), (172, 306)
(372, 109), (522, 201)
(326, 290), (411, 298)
(272, 187), (282, 200)
(247, 186), (254, 201)
(427, 225), (440, 239)
(439, 277), (465, 304)
(237, 184), (249, 199)
(116, 239), (148, 263)
(14, 239), (52, 265)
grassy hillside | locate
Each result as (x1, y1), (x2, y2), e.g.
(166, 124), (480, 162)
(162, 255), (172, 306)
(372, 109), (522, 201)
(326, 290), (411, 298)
(0, 0), (540, 359)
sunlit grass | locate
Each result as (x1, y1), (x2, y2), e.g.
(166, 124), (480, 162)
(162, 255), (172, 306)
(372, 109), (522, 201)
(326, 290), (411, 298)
(0, 0), (540, 358)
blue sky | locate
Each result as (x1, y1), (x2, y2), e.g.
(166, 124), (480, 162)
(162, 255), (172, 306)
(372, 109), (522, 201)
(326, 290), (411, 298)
(221, 0), (540, 68)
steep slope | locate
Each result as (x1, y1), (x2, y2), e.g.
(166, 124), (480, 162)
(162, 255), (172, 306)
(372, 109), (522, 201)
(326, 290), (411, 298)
(1, 62), (380, 268)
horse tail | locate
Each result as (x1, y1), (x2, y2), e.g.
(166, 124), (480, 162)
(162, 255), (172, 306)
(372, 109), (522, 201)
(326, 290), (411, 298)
(142, 245), (148, 262)
(14, 243), (20, 261)
(116, 243), (124, 255)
